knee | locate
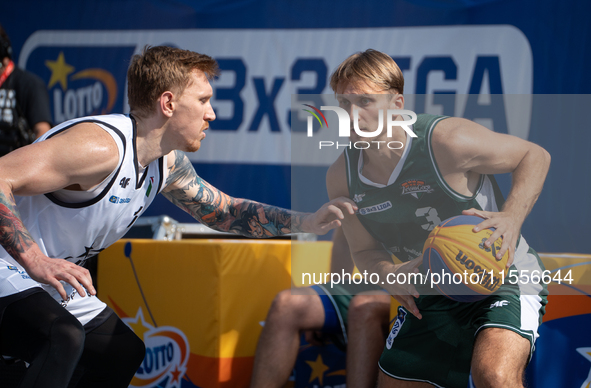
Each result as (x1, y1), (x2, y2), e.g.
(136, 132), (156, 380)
(49, 314), (85, 360)
(349, 294), (390, 325)
(126, 332), (146, 371)
(100, 325), (145, 374)
(471, 365), (523, 388)
(267, 290), (299, 320)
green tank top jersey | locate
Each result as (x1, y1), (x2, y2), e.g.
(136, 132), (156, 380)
(344, 114), (507, 263)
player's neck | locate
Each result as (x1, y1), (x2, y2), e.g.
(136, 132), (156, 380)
(132, 113), (169, 167)
(361, 147), (403, 185)
(360, 126), (408, 184)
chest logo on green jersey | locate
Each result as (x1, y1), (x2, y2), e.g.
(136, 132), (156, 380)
(359, 201), (392, 215)
(353, 193), (366, 203)
(401, 179), (434, 199)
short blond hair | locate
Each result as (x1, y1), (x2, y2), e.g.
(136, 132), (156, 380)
(127, 45), (220, 117)
(330, 49), (404, 94)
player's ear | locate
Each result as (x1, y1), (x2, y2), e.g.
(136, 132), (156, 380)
(159, 91), (175, 118)
(390, 93), (404, 110)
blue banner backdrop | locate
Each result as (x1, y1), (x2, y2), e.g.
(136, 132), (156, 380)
(2, 0), (590, 252)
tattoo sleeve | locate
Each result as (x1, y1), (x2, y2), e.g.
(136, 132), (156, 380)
(0, 191), (36, 263)
(162, 151), (308, 238)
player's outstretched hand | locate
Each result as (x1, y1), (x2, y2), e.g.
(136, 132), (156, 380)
(303, 197), (357, 235)
(462, 208), (520, 267)
(23, 252), (96, 301)
(385, 256), (423, 320)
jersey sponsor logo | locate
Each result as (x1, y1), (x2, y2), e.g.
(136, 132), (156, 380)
(401, 179), (434, 199)
(120, 177), (131, 189)
(5, 265), (30, 279)
(489, 300), (510, 308)
(109, 195), (131, 204)
(358, 201), (392, 215)
(386, 307), (407, 350)
(352, 193), (366, 203)
(123, 308), (190, 388)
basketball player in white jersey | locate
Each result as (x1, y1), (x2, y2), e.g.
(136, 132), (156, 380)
(0, 46), (356, 388)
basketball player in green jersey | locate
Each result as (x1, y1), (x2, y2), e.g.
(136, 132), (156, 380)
(326, 50), (550, 388)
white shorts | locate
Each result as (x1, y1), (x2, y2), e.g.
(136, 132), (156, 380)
(0, 257), (106, 326)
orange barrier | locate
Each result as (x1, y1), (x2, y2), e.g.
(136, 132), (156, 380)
(99, 239), (295, 388)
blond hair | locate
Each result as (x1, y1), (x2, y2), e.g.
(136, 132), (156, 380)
(127, 45), (219, 117)
(330, 49), (404, 94)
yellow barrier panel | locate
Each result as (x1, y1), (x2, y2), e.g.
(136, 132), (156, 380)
(290, 241), (332, 288)
(99, 239), (294, 388)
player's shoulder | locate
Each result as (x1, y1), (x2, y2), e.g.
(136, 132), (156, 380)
(430, 116), (482, 153)
(326, 152), (348, 199)
(42, 119), (121, 165)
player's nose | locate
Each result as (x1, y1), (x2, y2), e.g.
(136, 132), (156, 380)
(205, 103), (216, 121)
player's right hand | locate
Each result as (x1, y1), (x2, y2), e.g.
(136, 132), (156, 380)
(303, 197), (358, 235)
(22, 250), (96, 301)
(384, 256), (423, 320)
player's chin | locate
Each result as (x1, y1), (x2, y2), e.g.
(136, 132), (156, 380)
(185, 140), (202, 153)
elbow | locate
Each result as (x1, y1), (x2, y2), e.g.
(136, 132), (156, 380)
(539, 146), (551, 173)
(544, 148), (551, 167)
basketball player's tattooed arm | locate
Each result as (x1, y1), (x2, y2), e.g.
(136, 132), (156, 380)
(162, 151), (356, 237)
(0, 192), (35, 262)
(0, 188), (95, 300)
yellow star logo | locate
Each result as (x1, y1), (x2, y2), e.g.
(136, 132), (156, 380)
(126, 308), (152, 340)
(45, 52), (74, 90)
(306, 354), (330, 386)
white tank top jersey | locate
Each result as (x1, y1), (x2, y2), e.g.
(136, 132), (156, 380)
(0, 114), (168, 325)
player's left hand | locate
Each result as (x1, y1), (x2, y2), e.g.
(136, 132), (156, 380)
(303, 197), (357, 235)
(462, 208), (521, 267)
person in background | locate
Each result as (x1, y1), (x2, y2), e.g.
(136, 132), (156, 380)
(0, 23), (52, 156)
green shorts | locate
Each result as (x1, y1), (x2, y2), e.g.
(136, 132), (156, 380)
(379, 245), (548, 388)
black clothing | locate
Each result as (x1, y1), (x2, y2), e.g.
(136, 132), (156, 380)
(0, 66), (52, 155)
(0, 291), (145, 388)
